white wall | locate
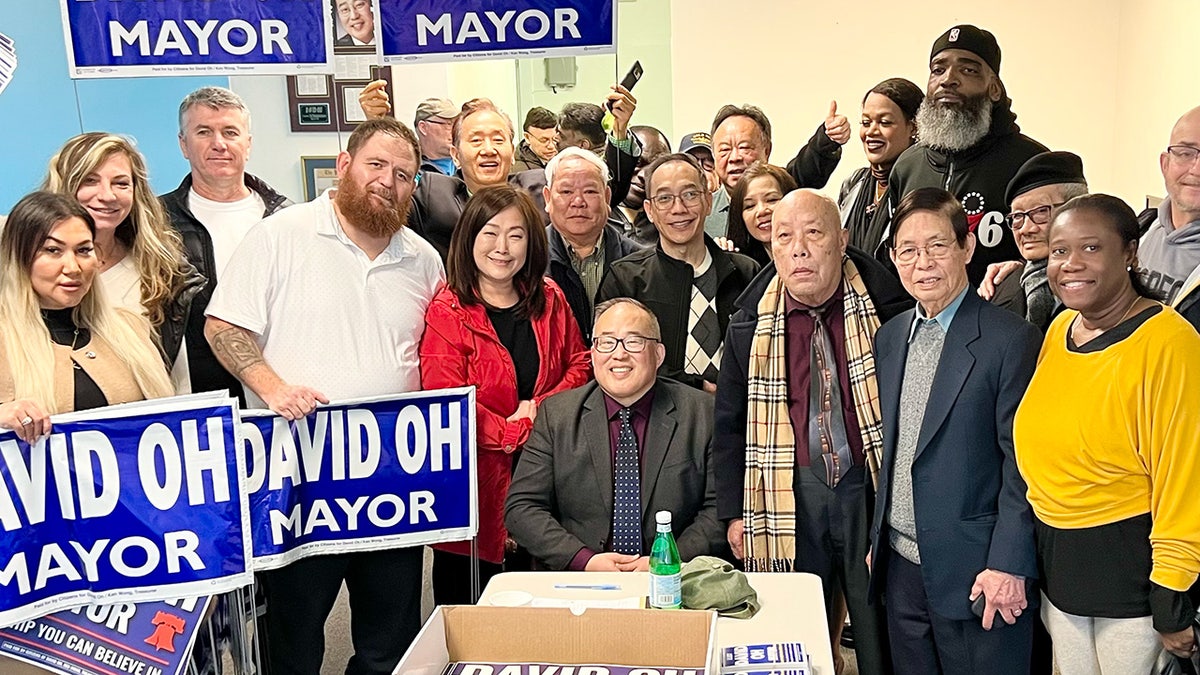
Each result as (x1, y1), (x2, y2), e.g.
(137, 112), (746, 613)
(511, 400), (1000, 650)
(1113, 0), (1200, 206)
(231, 0), (1196, 208)
(670, 0), (1143, 203)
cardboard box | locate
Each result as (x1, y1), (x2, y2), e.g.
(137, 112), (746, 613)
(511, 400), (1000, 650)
(394, 606), (719, 674)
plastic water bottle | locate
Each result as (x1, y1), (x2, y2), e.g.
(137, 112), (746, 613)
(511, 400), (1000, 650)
(649, 510), (682, 609)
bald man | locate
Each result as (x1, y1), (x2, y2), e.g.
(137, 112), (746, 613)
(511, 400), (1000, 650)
(715, 190), (911, 675)
(1138, 106), (1200, 304)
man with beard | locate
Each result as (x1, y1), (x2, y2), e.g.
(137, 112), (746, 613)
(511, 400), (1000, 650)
(620, 125), (672, 245)
(204, 118), (442, 675)
(865, 25), (1047, 285)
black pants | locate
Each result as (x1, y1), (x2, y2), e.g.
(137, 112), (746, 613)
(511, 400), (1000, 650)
(886, 554), (1032, 675)
(431, 549), (504, 606)
(260, 547), (423, 675)
(793, 466), (891, 675)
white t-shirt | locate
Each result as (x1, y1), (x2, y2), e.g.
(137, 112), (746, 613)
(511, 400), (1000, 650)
(188, 188), (266, 278)
(101, 256), (192, 394)
(206, 189), (445, 409)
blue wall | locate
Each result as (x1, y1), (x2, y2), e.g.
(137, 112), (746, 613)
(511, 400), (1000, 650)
(0, 2), (227, 211)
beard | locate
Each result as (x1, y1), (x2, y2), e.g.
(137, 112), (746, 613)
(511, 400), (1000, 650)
(915, 94), (993, 153)
(334, 171), (410, 238)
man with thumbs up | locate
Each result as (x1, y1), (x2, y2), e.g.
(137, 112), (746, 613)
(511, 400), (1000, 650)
(705, 102), (850, 238)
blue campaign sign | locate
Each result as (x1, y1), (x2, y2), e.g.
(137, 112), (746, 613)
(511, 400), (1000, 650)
(0, 596), (211, 675)
(0, 396), (250, 627)
(244, 389), (478, 571)
(379, 0), (615, 65)
(58, 0), (335, 78)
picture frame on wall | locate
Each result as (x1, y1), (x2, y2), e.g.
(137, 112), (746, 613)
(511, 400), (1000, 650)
(302, 156), (339, 202)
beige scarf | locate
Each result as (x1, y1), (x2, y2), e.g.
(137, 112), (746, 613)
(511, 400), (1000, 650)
(742, 257), (884, 571)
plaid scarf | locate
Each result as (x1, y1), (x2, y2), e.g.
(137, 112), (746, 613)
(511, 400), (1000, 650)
(742, 256), (885, 572)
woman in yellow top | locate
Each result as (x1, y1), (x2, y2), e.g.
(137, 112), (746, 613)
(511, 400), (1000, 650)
(1014, 194), (1200, 674)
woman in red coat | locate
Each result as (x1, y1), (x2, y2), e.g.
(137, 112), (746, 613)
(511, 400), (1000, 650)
(420, 185), (591, 604)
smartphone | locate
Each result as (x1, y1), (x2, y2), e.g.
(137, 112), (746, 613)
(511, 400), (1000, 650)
(607, 61), (643, 110)
(970, 594), (986, 618)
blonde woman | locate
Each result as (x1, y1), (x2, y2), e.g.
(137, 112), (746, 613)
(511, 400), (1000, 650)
(43, 132), (203, 393)
(0, 191), (173, 438)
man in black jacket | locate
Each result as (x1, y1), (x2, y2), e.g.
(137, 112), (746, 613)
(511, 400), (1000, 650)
(160, 86), (292, 399)
(408, 94), (640, 261)
(597, 153), (759, 392)
(544, 147), (643, 340)
(715, 190), (912, 675)
(866, 24), (1047, 285)
(705, 103), (850, 238)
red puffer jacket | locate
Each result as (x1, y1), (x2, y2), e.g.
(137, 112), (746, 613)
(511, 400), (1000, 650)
(419, 278), (592, 563)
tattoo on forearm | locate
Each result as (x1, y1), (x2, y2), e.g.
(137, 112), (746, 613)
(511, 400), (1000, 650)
(211, 326), (265, 377)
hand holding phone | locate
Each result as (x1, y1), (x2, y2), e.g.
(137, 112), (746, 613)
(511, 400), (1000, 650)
(607, 60), (643, 111)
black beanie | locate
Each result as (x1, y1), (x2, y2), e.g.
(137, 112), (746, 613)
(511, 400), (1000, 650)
(1006, 152), (1087, 207)
(930, 25), (1001, 76)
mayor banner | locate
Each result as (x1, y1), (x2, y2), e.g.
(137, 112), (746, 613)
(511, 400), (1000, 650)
(379, 0), (615, 65)
(58, 0), (335, 78)
(0, 596), (211, 675)
(0, 395), (250, 627)
(244, 389), (478, 571)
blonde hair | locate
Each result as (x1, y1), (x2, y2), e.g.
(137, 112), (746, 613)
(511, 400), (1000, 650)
(0, 191), (173, 414)
(42, 132), (192, 328)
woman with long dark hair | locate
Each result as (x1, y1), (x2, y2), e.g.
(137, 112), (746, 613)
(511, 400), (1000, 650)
(420, 185), (591, 603)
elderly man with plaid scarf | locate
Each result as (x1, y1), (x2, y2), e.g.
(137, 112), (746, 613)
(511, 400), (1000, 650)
(715, 190), (911, 675)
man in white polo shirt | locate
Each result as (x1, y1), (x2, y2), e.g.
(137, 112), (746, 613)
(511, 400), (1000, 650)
(204, 117), (443, 675)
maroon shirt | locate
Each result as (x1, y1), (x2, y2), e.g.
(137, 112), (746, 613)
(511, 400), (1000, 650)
(784, 289), (865, 468)
(568, 387), (656, 570)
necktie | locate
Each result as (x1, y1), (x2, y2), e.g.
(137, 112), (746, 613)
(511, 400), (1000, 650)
(807, 308), (854, 488)
(610, 408), (642, 555)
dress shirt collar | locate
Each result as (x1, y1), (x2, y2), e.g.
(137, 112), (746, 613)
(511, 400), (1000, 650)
(908, 285), (968, 342)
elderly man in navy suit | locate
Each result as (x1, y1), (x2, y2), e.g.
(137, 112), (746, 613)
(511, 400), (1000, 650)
(869, 187), (1041, 674)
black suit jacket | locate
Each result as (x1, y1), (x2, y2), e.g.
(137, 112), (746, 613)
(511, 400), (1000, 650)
(505, 378), (723, 570)
(870, 291), (1040, 620)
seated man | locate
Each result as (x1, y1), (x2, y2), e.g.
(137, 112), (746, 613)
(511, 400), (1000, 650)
(506, 298), (723, 571)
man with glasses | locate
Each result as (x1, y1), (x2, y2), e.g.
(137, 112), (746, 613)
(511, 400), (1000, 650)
(597, 153), (759, 392)
(413, 97), (457, 176)
(715, 189), (911, 675)
(1138, 106), (1200, 303)
(870, 187), (1041, 674)
(979, 152), (1089, 330)
(506, 298), (723, 571)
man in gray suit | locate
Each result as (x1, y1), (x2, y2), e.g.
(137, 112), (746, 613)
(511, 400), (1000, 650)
(506, 298), (723, 570)
(870, 187), (1041, 674)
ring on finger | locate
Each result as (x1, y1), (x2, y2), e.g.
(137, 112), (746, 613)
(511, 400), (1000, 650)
(20, 416), (33, 426)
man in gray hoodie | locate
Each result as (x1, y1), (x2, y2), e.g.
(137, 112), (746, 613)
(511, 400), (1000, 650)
(1139, 106), (1200, 303)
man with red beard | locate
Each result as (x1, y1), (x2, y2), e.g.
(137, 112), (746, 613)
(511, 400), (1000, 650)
(866, 25), (1047, 286)
(203, 118), (443, 675)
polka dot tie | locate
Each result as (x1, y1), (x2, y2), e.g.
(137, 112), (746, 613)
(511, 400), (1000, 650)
(610, 408), (642, 556)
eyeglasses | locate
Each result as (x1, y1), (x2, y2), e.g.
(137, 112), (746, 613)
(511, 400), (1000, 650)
(337, 0), (369, 16)
(893, 240), (954, 265)
(591, 335), (659, 353)
(1006, 202), (1066, 229)
(1165, 145), (1200, 165)
(649, 189), (704, 210)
